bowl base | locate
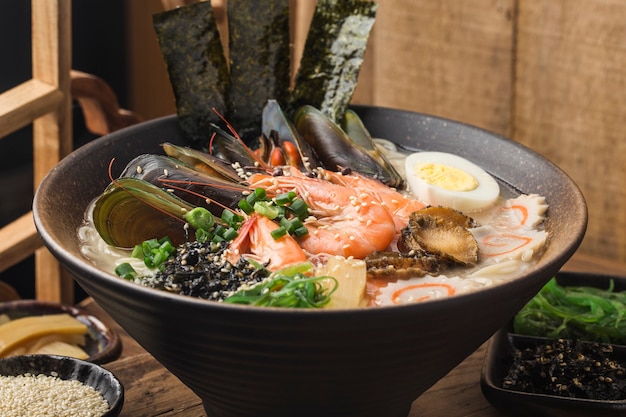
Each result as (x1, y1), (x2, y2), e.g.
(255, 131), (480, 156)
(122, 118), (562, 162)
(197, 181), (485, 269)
(203, 400), (412, 417)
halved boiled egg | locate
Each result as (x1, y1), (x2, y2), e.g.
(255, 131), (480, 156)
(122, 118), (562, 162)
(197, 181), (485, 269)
(404, 151), (500, 212)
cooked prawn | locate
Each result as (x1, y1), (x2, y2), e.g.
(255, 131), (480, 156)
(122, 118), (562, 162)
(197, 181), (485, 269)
(248, 172), (397, 259)
(226, 213), (308, 270)
(319, 169), (426, 232)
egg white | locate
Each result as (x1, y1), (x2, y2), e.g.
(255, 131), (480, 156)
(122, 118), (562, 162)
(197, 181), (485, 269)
(404, 151), (500, 212)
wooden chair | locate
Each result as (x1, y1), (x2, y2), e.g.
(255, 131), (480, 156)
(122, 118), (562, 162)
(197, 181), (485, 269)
(0, 0), (314, 304)
(0, 1), (140, 304)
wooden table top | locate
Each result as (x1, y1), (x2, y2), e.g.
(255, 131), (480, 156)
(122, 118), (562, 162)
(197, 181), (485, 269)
(79, 252), (626, 417)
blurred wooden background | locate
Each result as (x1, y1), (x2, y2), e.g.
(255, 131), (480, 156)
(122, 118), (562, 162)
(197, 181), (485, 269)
(125, 0), (626, 266)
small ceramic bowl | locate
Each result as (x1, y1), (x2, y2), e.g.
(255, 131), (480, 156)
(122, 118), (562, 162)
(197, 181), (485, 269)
(0, 354), (124, 416)
(0, 300), (121, 364)
(481, 271), (626, 417)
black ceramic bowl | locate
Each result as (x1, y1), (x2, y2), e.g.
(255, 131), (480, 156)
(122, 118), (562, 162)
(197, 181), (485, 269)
(0, 354), (124, 416)
(0, 300), (121, 364)
(33, 106), (587, 417)
(481, 272), (626, 417)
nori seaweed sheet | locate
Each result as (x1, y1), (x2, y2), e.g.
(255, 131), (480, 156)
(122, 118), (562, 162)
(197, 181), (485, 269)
(153, 2), (229, 146)
(288, 0), (378, 124)
(153, 0), (377, 146)
(226, 0), (291, 142)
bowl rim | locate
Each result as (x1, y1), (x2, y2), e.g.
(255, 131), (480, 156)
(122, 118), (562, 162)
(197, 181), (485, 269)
(33, 106), (588, 315)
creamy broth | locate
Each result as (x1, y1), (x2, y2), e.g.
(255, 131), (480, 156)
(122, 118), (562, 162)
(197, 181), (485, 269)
(79, 142), (548, 307)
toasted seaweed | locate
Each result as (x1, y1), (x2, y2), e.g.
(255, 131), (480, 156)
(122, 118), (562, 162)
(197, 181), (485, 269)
(153, 1), (229, 146)
(227, 0), (291, 142)
(288, 0), (378, 124)
(153, 0), (377, 147)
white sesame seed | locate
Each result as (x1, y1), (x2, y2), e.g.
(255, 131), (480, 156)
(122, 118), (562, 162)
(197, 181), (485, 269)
(0, 374), (110, 417)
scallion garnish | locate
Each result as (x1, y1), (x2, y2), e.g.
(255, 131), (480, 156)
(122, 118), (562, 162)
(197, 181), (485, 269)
(115, 262), (137, 280)
(224, 261), (337, 308)
(184, 207), (214, 230)
(235, 186), (310, 240)
(253, 201), (280, 219)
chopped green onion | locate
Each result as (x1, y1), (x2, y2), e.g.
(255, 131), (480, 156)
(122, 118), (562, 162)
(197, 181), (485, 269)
(275, 191), (296, 205)
(159, 239), (174, 253)
(184, 207), (214, 231)
(254, 201), (280, 219)
(288, 198), (309, 219)
(279, 217), (294, 233)
(235, 186), (309, 239)
(293, 225), (309, 237)
(136, 236), (176, 269)
(221, 227), (238, 241)
(195, 228), (211, 243)
(223, 261), (336, 308)
(270, 226), (287, 239)
(130, 245), (143, 259)
(246, 187), (267, 206)
(222, 209), (243, 227)
(238, 198), (254, 214)
(115, 262), (137, 280)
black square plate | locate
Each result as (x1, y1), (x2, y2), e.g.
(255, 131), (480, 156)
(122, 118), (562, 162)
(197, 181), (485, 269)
(481, 271), (626, 417)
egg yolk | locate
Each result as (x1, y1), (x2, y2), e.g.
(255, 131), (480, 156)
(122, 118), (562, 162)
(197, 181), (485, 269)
(414, 162), (478, 192)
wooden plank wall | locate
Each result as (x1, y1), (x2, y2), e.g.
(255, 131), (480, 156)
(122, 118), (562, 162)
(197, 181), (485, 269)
(355, 0), (626, 264)
(127, 0), (626, 264)
(514, 0), (626, 263)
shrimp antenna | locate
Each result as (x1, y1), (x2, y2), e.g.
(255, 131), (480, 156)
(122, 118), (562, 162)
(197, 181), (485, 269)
(211, 107), (270, 170)
(157, 177), (240, 214)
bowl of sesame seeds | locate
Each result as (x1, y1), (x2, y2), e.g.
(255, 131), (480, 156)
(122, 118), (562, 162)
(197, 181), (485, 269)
(0, 354), (124, 417)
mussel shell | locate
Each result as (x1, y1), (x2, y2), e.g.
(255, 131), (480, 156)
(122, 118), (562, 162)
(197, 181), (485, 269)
(341, 109), (404, 187)
(262, 99), (320, 172)
(208, 123), (269, 172)
(121, 154), (248, 214)
(92, 178), (194, 248)
(162, 142), (243, 183)
(294, 105), (404, 188)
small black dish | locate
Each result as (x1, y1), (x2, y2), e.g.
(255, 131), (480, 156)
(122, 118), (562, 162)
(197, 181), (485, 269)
(481, 271), (626, 417)
(0, 300), (122, 364)
(0, 354), (124, 416)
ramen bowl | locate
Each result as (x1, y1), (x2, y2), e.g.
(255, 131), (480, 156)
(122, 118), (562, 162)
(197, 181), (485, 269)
(33, 106), (587, 417)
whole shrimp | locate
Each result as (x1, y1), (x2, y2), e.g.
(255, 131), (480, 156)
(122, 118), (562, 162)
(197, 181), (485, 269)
(248, 172), (397, 259)
(226, 213), (308, 270)
(319, 169), (426, 232)
(267, 167), (426, 232)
